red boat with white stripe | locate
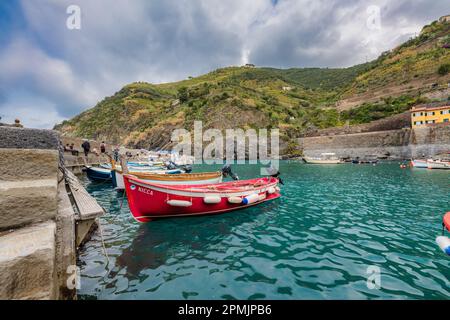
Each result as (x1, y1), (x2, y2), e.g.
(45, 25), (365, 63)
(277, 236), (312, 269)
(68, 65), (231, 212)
(123, 174), (281, 222)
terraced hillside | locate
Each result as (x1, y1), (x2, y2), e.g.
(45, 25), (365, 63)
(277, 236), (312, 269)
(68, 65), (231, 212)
(55, 17), (450, 156)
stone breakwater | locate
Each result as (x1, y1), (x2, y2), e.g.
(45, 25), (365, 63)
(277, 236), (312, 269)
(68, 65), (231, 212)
(299, 124), (450, 159)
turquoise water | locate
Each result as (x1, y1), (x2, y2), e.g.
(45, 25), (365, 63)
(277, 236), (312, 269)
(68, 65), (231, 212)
(78, 162), (449, 299)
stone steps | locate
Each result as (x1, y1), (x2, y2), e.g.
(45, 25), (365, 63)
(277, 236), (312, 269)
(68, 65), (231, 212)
(0, 179), (57, 231)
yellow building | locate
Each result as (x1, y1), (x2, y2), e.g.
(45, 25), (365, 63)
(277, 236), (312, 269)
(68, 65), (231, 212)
(411, 102), (450, 128)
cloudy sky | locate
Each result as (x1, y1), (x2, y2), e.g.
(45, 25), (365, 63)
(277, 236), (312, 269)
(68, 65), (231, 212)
(0, 0), (448, 128)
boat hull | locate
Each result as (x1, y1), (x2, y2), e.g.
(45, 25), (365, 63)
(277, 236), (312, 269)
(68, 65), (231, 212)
(304, 158), (341, 164)
(427, 159), (450, 169)
(123, 176), (281, 222)
(411, 159), (428, 168)
(85, 166), (112, 181)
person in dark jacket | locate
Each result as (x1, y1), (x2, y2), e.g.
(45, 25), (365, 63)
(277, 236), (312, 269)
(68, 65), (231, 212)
(100, 141), (106, 154)
(81, 140), (91, 157)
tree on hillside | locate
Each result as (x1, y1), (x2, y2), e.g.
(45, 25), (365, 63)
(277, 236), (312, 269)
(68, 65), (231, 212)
(177, 87), (189, 103)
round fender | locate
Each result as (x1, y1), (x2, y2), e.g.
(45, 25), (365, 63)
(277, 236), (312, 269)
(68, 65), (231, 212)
(436, 236), (450, 255)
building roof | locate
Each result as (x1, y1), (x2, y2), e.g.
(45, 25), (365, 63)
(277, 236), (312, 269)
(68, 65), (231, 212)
(411, 101), (450, 112)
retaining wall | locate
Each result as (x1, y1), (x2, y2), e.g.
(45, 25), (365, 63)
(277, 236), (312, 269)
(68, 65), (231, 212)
(299, 124), (450, 159)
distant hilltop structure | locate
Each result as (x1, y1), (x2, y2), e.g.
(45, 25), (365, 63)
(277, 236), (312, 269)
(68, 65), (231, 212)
(439, 15), (450, 23)
(243, 63), (255, 68)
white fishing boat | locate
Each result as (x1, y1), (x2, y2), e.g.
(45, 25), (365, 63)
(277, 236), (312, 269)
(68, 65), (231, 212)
(411, 159), (428, 168)
(427, 159), (450, 170)
(303, 153), (342, 164)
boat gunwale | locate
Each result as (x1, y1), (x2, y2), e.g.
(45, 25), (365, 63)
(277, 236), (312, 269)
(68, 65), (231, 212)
(118, 170), (222, 181)
(125, 175), (279, 195)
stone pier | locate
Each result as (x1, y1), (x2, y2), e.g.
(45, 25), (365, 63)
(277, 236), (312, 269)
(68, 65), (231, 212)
(0, 126), (104, 300)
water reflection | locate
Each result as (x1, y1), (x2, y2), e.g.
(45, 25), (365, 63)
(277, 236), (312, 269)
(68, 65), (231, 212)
(111, 201), (280, 280)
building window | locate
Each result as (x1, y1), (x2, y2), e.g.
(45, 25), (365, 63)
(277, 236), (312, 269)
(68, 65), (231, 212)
(444, 119), (449, 122)
(412, 113), (416, 117)
(420, 112), (423, 116)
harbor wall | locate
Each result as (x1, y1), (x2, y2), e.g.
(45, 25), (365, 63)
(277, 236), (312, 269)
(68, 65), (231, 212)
(0, 127), (78, 299)
(299, 123), (450, 159)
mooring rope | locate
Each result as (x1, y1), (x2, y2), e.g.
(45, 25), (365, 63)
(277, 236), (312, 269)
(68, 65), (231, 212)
(97, 217), (111, 267)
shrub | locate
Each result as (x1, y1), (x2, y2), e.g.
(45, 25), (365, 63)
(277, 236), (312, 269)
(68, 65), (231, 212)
(177, 87), (189, 103)
(438, 63), (450, 75)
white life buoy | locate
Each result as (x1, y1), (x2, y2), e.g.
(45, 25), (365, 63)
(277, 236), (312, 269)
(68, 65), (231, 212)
(203, 196), (221, 204)
(267, 187), (276, 194)
(167, 199), (192, 207)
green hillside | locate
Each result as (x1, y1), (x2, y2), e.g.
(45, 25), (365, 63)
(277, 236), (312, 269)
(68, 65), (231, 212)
(55, 17), (450, 155)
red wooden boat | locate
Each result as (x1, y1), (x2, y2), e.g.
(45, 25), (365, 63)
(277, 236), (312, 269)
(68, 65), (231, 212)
(123, 174), (281, 222)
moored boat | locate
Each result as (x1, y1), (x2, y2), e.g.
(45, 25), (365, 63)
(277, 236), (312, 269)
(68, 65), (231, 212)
(123, 175), (281, 222)
(351, 155), (378, 164)
(427, 159), (450, 170)
(411, 159), (428, 168)
(303, 153), (341, 164)
(85, 166), (112, 181)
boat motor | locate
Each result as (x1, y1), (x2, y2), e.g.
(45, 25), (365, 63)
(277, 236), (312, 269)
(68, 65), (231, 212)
(265, 166), (284, 185)
(181, 164), (193, 173)
(166, 161), (177, 170)
(222, 165), (239, 180)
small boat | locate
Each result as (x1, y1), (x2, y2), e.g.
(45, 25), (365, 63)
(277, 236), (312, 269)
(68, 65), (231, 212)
(436, 212), (450, 256)
(112, 169), (222, 190)
(351, 155), (378, 164)
(123, 175), (281, 222)
(411, 159), (428, 168)
(127, 161), (164, 167)
(303, 153), (341, 164)
(85, 166), (112, 181)
(427, 159), (450, 170)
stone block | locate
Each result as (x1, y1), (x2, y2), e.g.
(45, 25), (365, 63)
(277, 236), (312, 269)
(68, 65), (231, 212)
(0, 221), (56, 299)
(0, 179), (57, 230)
(0, 148), (59, 181)
(0, 126), (59, 150)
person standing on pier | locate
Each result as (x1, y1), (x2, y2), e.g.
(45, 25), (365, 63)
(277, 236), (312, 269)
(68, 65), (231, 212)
(81, 139), (91, 158)
(100, 141), (106, 154)
(113, 146), (120, 162)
